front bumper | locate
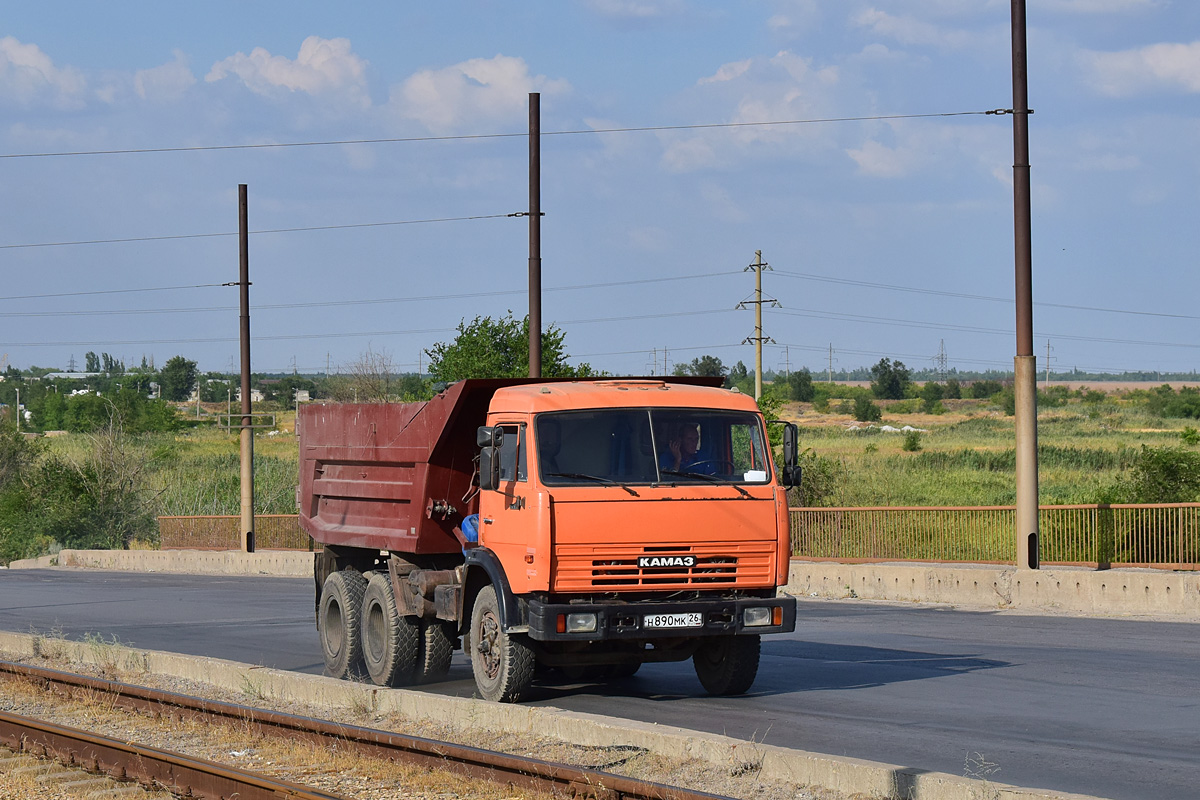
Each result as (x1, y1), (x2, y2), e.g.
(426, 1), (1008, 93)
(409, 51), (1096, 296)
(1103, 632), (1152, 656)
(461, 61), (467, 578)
(524, 595), (796, 642)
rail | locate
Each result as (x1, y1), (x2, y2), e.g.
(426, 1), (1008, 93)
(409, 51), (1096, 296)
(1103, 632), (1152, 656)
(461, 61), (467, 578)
(0, 660), (730, 800)
(0, 710), (346, 800)
(791, 504), (1200, 569)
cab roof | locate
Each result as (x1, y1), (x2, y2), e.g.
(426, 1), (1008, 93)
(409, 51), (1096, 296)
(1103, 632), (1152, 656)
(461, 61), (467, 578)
(487, 379), (761, 415)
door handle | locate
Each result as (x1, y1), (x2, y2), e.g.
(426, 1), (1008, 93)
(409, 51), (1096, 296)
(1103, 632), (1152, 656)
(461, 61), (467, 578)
(482, 518), (494, 524)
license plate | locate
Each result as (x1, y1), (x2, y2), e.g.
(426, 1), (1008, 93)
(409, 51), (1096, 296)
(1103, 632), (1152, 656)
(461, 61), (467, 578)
(644, 612), (702, 629)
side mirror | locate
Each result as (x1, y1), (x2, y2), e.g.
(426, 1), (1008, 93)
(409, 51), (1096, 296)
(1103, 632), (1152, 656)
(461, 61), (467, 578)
(477, 425), (505, 448)
(477, 426), (504, 491)
(781, 422), (801, 489)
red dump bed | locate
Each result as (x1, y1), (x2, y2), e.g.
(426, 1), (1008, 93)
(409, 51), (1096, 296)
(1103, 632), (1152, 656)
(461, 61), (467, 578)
(297, 380), (502, 553)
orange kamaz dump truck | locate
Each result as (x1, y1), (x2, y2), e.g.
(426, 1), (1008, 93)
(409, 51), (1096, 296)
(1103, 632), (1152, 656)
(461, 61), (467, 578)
(298, 377), (799, 702)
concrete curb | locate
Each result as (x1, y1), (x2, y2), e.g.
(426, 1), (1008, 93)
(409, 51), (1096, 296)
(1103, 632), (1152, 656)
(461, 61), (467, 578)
(0, 630), (1104, 800)
(788, 561), (1200, 619)
(7, 549), (314, 577)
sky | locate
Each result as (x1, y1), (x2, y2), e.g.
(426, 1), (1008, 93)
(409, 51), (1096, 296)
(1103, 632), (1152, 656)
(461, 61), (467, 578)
(2, 1), (1198, 379)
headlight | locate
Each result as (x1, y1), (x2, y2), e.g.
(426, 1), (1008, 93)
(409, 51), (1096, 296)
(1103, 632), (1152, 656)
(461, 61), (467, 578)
(566, 613), (598, 633)
(743, 606), (773, 627)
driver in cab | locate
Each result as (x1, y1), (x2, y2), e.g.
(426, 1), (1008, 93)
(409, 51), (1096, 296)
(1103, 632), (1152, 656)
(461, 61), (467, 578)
(660, 422), (717, 475)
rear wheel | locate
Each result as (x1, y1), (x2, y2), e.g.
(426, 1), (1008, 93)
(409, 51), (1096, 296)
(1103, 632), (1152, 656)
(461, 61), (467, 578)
(469, 585), (534, 702)
(319, 570), (368, 680)
(693, 635), (760, 695)
(416, 619), (455, 684)
(361, 572), (420, 686)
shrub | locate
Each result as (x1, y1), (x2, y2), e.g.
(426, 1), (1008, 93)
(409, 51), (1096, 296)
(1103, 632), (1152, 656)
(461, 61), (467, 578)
(902, 431), (923, 452)
(943, 379), (962, 400)
(1146, 385), (1200, 419)
(1182, 427), (1200, 446)
(853, 396), (882, 422)
(969, 380), (1004, 399)
(1128, 446), (1200, 503)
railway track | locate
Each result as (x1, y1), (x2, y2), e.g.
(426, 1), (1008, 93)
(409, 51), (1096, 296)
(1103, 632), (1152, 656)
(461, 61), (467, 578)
(0, 659), (731, 800)
(0, 708), (347, 799)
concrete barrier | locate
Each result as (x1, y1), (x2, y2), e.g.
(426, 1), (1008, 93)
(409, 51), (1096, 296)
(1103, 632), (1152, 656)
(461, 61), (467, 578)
(788, 561), (1200, 619)
(7, 549), (313, 577)
(0, 630), (1105, 800)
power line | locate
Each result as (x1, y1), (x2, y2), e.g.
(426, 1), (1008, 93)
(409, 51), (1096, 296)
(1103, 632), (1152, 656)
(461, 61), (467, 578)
(0, 110), (998, 161)
(0, 213), (516, 251)
(0, 271), (738, 314)
(774, 269), (1200, 322)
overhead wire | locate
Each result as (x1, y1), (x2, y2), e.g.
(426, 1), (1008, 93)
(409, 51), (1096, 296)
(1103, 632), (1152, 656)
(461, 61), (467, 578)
(0, 110), (997, 160)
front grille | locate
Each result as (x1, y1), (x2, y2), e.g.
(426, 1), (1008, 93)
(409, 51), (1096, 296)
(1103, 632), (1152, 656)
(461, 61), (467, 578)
(554, 543), (773, 591)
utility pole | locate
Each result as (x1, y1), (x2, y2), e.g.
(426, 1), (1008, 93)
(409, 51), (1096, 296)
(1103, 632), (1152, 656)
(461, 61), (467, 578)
(828, 345), (834, 384)
(527, 92), (542, 379)
(737, 250), (779, 401)
(1045, 340), (1053, 386)
(237, 184), (255, 554)
(1011, 0), (1039, 570)
(13, 387), (18, 432)
(935, 340), (949, 382)
(783, 346), (791, 379)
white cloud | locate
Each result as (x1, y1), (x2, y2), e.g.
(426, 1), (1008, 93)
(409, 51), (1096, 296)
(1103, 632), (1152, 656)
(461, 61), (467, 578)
(851, 8), (979, 50)
(846, 139), (921, 178)
(0, 36), (86, 107)
(1041, 0), (1156, 12)
(582, 0), (687, 21)
(1082, 41), (1200, 95)
(394, 55), (569, 132)
(661, 136), (718, 172)
(698, 60), (751, 85)
(628, 226), (670, 251)
(135, 50), (196, 101)
(206, 36), (370, 107)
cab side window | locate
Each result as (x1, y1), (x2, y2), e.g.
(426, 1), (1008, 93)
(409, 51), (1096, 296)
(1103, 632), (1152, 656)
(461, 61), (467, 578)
(497, 424), (527, 482)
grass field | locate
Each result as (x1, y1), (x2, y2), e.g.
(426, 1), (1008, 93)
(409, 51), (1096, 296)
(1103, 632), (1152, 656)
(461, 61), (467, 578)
(37, 390), (1200, 520)
(782, 394), (1195, 507)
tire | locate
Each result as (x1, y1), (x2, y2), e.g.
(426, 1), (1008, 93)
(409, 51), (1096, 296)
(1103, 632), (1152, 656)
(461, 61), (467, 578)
(416, 619), (455, 684)
(361, 572), (420, 687)
(692, 635), (761, 696)
(469, 585), (535, 702)
(318, 570), (368, 680)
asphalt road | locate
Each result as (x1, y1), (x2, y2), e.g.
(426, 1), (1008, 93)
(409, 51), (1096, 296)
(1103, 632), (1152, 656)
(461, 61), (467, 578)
(1, 568), (1196, 800)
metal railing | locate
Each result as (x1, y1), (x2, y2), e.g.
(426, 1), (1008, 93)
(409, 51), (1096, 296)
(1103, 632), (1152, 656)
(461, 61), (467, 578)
(791, 504), (1200, 570)
(158, 515), (317, 551)
(158, 505), (1200, 569)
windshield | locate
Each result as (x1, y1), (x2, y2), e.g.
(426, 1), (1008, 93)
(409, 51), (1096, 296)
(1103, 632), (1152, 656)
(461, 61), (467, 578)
(536, 408), (771, 486)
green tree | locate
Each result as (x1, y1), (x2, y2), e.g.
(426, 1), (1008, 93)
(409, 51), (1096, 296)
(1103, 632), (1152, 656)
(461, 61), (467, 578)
(425, 313), (594, 382)
(788, 369), (815, 402)
(675, 355), (728, 379)
(159, 356), (198, 402)
(870, 358), (911, 400)
(85, 351), (100, 373)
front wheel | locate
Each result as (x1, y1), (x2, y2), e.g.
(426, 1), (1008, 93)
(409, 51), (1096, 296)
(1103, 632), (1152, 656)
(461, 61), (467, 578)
(693, 635), (760, 695)
(469, 585), (534, 702)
